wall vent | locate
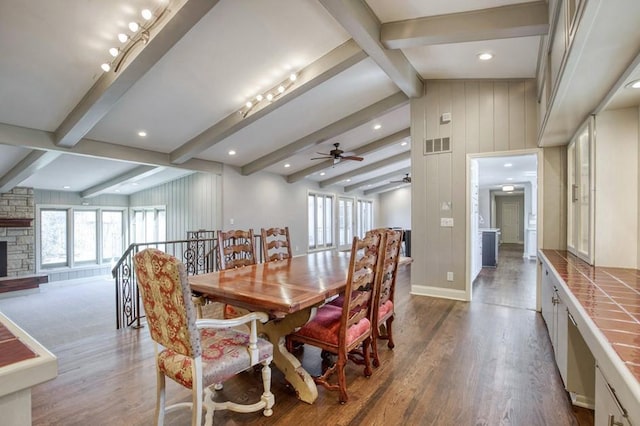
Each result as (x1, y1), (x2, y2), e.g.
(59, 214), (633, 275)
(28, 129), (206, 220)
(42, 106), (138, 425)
(424, 137), (451, 155)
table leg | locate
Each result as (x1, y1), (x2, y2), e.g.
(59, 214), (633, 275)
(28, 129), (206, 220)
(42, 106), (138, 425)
(258, 308), (318, 404)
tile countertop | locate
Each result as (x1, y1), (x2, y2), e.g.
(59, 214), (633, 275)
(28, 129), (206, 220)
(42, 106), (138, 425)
(540, 250), (640, 382)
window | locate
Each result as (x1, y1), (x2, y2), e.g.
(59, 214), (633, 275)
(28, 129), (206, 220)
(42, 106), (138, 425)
(357, 199), (373, 237)
(131, 207), (166, 245)
(308, 193), (334, 250)
(102, 211), (124, 262)
(337, 197), (354, 249)
(39, 207), (127, 270)
(74, 210), (97, 263)
(41, 209), (68, 267)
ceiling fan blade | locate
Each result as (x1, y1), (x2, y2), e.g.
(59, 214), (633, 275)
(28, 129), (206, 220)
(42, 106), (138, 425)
(310, 156), (331, 160)
(341, 156), (363, 161)
(315, 152), (330, 156)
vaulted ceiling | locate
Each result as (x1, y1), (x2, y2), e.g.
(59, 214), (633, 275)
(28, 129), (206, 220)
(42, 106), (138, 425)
(0, 0), (555, 197)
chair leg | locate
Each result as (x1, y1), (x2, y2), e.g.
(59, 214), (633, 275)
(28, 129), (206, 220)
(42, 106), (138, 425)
(362, 337), (373, 378)
(156, 369), (166, 426)
(192, 376), (203, 426)
(386, 316), (395, 349)
(260, 360), (275, 417)
(336, 353), (349, 404)
(371, 330), (381, 368)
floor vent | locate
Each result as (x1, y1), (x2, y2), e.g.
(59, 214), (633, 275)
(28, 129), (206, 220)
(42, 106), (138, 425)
(424, 137), (451, 155)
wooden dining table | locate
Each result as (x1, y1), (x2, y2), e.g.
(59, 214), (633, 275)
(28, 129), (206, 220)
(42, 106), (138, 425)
(188, 250), (351, 404)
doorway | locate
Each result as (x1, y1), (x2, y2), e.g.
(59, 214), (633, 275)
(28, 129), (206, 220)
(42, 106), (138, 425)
(467, 150), (540, 310)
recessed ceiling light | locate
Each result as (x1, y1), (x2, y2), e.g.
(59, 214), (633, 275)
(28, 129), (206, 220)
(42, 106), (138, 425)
(228, 150), (236, 156)
(284, 163), (291, 168)
(320, 172), (326, 176)
(138, 131), (147, 137)
(504, 163), (513, 167)
(502, 185), (514, 192)
(506, 177), (513, 181)
(478, 52), (493, 61)
(626, 79), (640, 89)
(373, 124), (382, 130)
(63, 185), (71, 189)
(400, 141), (408, 146)
(115, 189), (121, 193)
(131, 182), (139, 186)
(345, 179), (351, 182)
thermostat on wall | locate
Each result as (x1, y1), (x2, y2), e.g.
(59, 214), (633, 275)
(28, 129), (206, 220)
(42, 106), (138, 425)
(441, 112), (451, 123)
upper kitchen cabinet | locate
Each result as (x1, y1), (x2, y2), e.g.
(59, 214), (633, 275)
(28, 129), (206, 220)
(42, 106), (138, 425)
(566, 117), (594, 264)
(536, 0), (640, 147)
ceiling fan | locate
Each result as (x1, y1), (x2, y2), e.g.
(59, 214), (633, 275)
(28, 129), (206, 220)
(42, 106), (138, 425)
(391, 173), (412, 184)
(311, 143), (364, 164)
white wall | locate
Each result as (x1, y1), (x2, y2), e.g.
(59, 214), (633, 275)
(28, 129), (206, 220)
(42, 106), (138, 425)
(410, 80), (539, 299)
(129, 172), (222, 241)
(222, 165), (378, 256)
(378, 187), (411, 229)
(594, 108), (639, 268)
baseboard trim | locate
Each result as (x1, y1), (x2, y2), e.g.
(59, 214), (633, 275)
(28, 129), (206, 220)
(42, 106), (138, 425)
(410, 285), (468, 301)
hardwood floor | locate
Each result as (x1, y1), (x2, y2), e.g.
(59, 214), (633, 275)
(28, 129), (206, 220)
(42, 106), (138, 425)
(0, 263), (593, 425)
(473, 243), (537, 310)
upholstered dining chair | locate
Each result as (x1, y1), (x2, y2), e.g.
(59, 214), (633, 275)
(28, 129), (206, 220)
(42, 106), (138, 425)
(327, 228), (403, 367)
(260, 227), (292, 262)
(370, 228), (403, 367)
(133, 248), (275, 426)
(217, 229), (257, 270)
(286, 232), (384, 403)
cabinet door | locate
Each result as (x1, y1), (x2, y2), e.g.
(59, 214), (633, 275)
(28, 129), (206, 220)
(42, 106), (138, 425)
(595, 366), (631, 426)
(567, 117), (595, 264)
(540, 263), (556, 341)
(555, 298), (568, 386)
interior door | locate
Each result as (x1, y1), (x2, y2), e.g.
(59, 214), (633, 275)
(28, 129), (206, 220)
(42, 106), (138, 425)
(337, 197), (354, 251)
(501, 199), (521, 243)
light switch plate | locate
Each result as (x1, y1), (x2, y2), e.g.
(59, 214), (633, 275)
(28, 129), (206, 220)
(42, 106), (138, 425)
(440, 218), (454, 227)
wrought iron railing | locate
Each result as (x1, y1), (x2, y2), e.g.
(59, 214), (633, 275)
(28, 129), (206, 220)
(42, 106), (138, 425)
(112, 230), (264, 329)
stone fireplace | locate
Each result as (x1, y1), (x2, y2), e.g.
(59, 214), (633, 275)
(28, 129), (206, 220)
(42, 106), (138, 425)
(0, 188), (45, 292)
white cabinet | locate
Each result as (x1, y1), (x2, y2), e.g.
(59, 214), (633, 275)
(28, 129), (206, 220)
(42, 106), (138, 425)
(596, 366), (632, 426)
(541, 262), (568, 382)
(540, 258), (595, 407)
(567, 117), (595, 264)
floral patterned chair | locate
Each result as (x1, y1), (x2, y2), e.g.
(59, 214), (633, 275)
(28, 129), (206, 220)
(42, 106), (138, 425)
(133, 248), (274, 426)
(285, 232), (384, 404)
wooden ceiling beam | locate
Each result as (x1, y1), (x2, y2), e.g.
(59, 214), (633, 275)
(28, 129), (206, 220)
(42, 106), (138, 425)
(0, 122), (222, 174)
(55, 0), (220, 148)
(242, 92), (408, 176)
(80, 165), (160, 198)
(169, 39), (368, 165)
(381, 1), (549, 49)
(319, 0), (423, 98)
(319, 151), (410, 188)
(344, 166), (411, 192)
(0, 150), (60, 193)
(286, 127), (409, 183)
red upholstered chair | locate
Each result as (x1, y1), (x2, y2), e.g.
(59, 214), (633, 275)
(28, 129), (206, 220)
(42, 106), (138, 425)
(217, 229), (257, 270)
(260, 227), (292, 262)
(134, 248), (274, 426)
(328, 229), (403, 367)
(286, 232), (384, 403)
(370, 229), (403, 367)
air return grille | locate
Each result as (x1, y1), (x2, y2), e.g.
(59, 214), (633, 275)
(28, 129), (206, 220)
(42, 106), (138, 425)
(424, 137), (451, 155)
